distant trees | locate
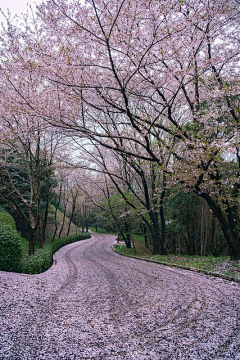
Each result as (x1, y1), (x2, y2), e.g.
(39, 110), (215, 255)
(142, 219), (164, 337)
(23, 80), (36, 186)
(78, 147), (228, 256)
(165, 192), (226, 256)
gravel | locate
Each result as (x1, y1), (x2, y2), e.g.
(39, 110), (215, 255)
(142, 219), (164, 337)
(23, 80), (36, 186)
(0, 232), (240, 359)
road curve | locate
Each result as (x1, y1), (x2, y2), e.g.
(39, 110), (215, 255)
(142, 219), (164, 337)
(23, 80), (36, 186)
(0, 232), (240, 360)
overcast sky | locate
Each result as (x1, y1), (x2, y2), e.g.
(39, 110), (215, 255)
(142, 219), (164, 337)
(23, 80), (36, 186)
(0, 0), (42, 23)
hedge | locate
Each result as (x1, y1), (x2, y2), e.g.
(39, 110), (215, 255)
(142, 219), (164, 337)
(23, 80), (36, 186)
(20, 232), (91, 274)
(0, 207), (91, 274)
(0, 210), (23, 272)
(0, 210), (16, 228)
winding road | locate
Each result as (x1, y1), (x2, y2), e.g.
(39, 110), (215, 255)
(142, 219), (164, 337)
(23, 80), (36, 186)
(0, 233), (240, 359)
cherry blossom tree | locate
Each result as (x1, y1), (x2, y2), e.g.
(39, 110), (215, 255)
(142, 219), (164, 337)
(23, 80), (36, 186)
(26, 0), (238, 257)
(1, 0), (239, 257)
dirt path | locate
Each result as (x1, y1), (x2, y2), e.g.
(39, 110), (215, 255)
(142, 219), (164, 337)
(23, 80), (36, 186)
(0, 233), (240, 359)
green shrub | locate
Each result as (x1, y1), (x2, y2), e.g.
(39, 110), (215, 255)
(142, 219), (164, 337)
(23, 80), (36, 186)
(20, 246), (52, 274)
(0, 209), (16, 228)
(0, 225), (22, 272)
(89, 227), (111, 234)
(51, 233), (91, 254)
(0, 208), (91, 274)
(21, 232), (91, 274)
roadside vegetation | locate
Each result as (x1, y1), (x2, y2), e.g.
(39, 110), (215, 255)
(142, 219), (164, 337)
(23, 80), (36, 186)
(20, 232), (91, 274)
(114, 235), (240, 281)
(0, 210), (23, 272)
(89, 226), (113, 234)
(0, 208), (90, 274)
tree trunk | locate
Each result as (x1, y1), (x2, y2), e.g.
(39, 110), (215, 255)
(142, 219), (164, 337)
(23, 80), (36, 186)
(151, 228), (160, 255)
(52, 226), (58, 242)
(29, 231), (35, 256)
(119, 231), (130, 248)
(159, 175), (167, 254)
(124, 221), (132, 249)
(148, 211), (161, 255)
(42, 191), (50, 244)
(199, 193), (240, 259)
(200, 203), (204, 256)
(210, 217), (218, 256)
(38, 217), (44, 249)
(141, 223), (149, 249)
(52, 185), (62, 242)
(125, 233), (132, 248)
(67, 195), (77, 236)
(58, 203), (67, 238)
(159, 203), (166, 254)
(150, 213), (168, 255)
(131, 235), (136, 254)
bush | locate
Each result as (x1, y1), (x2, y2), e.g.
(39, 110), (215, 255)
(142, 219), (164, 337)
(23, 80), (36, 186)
(51, 233), (91, 254)
(20, 246), (52, 274)
(89, 226), (111, 234)
(0, 208), (91, 274)
(0, 209), (16, 228)
(0, 225), (22, 272)
(21, 232), (91, 274)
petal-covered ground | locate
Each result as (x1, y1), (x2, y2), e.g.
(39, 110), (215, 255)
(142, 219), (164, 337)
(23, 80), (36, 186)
(0, 233), (240, 359)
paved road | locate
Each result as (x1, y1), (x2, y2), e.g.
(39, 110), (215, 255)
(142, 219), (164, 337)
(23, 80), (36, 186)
(0, 233), (240, 359)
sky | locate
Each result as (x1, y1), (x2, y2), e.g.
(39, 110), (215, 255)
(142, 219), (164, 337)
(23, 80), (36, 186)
(0, 0), (42, 23)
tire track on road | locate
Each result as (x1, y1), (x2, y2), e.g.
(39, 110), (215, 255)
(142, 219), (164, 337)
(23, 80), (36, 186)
(92, 237), (207, 336)
(1, 233), (240, 360)
(95, 236), (240, 356)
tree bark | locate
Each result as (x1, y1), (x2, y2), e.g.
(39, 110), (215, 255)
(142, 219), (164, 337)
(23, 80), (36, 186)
(125, 233), (132, 249)
(199, 193), (240, 259)
(159, 174), (167, 255)
(52, 184), (62, 242)
(29, 232), (35, 256)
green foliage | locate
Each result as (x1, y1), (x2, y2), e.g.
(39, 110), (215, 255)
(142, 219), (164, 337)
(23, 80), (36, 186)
(20, 232), (91, 274)
(0, 207), (91, 274)
(20, 245), (52, 274)
(116, 233), (151, 256)
(114, 244), (128, 254)
(151, 254), (228, 272)
(92, 192), (142, 236)
(0, 208), (16, 228)
(0, 148), (57, 240)
(51, 233), (91, 254)
(0, 225), (22, 272)
(89, 226), (112, 234)
(165, 190), (227, 255)
(0, 209), (22, 272)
